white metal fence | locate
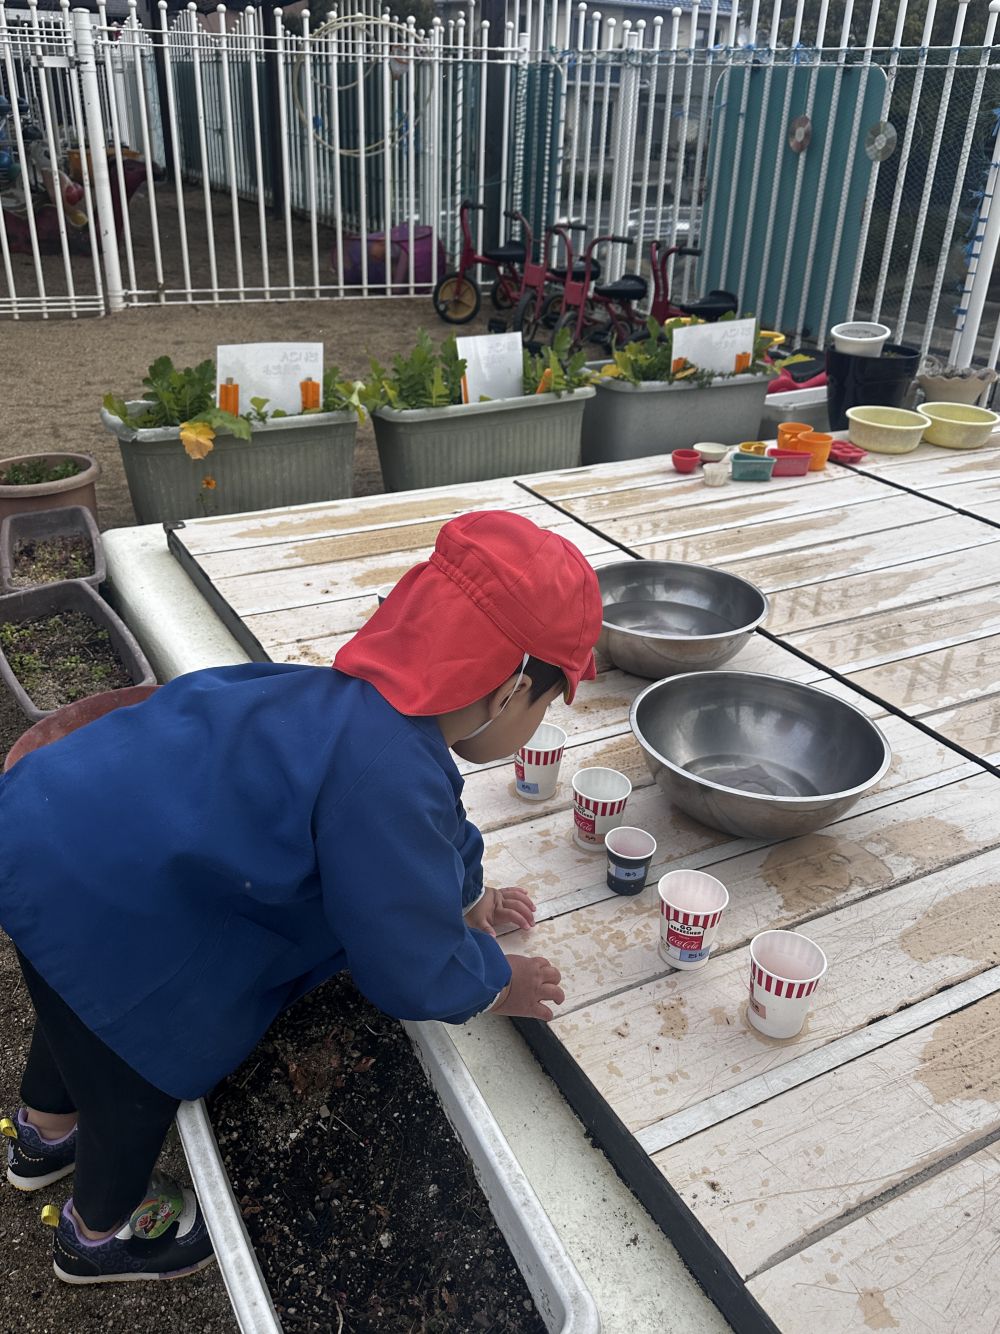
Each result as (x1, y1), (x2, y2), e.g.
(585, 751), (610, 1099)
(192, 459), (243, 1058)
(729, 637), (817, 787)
(2, 0), (1000, 370)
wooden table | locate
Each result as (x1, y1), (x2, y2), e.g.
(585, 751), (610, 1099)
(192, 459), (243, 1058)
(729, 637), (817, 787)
(168, 453), (1000, 1333)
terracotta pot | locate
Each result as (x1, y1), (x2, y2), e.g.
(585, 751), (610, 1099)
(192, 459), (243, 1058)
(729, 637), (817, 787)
(916, 371), (997, 406)
(0, 453), (100, 524)
(4, 684), (160, 772)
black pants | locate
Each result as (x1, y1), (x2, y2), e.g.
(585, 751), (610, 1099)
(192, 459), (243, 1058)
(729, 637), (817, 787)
(17, 951), (181, 1233)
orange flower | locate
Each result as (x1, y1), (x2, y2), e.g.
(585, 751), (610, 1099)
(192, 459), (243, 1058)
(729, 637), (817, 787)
(202, 475), (217, 490)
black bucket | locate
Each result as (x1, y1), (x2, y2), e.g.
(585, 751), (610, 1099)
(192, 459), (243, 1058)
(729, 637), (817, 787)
(825, 342), (921, 431)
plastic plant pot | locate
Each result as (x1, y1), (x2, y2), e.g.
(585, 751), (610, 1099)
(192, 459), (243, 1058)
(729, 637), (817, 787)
(830, 321), (891, 357)
(671, 449), (701, 474)
(919, 401), (1000, 450)
(766, 448), (811, 477)
(825, 341), (921, 431)
(731, 452), (776, 481)
(782, 431), (832, 471)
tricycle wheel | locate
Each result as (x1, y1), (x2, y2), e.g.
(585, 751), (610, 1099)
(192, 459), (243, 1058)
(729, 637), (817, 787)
(433, 273), (481, 323)
(489, 277), (516, 311)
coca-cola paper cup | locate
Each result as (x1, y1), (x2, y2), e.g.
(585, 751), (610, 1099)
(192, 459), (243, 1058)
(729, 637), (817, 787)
(514, 723), (566, 801)
(571, 767), (631, 850)
(747, 930), (827, 1039)
(657, 870), (729, 970)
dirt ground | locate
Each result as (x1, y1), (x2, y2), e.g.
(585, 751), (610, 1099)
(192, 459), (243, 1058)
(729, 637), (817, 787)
(0, 290), (493, 1333)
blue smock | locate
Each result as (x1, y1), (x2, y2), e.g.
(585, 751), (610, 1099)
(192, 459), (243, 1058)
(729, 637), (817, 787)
(0, 664), (511, 1099)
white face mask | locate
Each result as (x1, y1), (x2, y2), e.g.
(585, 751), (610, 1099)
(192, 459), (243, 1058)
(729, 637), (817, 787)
(458, 653), (530, 741)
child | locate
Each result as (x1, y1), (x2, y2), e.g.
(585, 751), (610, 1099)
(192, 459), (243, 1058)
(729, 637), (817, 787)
(0, 509), (603, 1286)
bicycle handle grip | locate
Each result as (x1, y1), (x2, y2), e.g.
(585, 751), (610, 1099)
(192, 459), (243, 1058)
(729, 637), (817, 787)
(565, 222), (588, 231)
(677, 246), (702, 257)
(462, 199), (485, 210)
(503, 209), (521, 220)
(609, 235), (631, 245)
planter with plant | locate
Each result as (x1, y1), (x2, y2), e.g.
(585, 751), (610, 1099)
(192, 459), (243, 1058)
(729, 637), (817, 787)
(581, 318), (777, 464)
(0, 504), (105, 594)
(366, 329), (595, 491)
(0, 453), (100, 524)
(101, 357), (362, 524)
(0, 580), (155, 724)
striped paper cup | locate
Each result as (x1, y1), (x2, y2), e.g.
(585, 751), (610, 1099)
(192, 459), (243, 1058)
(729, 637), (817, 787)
(514, 724), (567, 802)
(748, 930), (827, 1039)
(657, 870), (729, 971)
(571, 767), (631, 850)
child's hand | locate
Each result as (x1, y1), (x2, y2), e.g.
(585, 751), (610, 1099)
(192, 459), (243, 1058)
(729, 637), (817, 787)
(489, 954), (565, 1021)
(465, 885), (536, 938)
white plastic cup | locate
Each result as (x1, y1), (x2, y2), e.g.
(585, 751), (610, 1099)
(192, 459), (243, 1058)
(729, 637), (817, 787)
(375, 584), (395, 605)
(747, 930), (827, 1039)
(514, 723), (567, 801)
(571, 767), (631, 850)
(702, 461), (729, 487)
(605, 826), (657, 895)
(657, 870), (729, 970)
(830, 321), (891, 358)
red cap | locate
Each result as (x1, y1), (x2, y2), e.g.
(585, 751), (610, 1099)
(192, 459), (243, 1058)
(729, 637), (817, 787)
(334, 510), (603, 716)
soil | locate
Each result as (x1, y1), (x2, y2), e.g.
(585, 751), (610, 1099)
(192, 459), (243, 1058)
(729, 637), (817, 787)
(0, 458), (83, 486)
(0, 610), (133, 712)
(210, 974), (547, 1334)
(10, 535), (95, 587)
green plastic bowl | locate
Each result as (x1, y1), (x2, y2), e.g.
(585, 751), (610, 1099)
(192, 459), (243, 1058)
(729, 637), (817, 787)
(845, 405), (930, 454)
(919, 401), (1000, 450)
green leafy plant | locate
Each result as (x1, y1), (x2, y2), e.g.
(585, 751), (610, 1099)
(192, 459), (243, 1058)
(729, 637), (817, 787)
(365, 331), (467, 410)
(0, 457), (82, 486)
(523, 326), (593, 395)
(602, 316), (797, 388)
(103, 356), (249, 450)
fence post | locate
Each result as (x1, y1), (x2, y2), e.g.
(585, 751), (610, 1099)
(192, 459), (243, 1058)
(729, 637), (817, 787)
(260, 0), (285, 219)
(480, 0), (506, 249)
(72, 7), (125, 311)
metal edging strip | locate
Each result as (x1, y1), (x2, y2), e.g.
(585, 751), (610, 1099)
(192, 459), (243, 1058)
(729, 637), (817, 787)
(176, 1098), (284, 1334)
(404, 1020), (601, 1334)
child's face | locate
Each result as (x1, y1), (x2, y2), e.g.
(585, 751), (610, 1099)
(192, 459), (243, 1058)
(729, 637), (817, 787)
(451, 680), (564, 766)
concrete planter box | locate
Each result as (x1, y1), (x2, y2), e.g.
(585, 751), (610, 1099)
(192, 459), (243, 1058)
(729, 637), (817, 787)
(372, 388), (593, 491)
(581, 373), (771, 464)
(0, 504), (105, 594)
(101, 402), (357, 524)
(0, 579), (156, 724)
(0, 453), (100, 524)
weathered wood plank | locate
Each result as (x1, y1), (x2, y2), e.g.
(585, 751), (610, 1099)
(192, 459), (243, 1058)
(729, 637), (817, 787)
(653, 992), (1000, 1278)
(557, 469), (864, 528)
(498, 754), (992, 1015)
(547, 829), (1000, 1133)
(925, 478), (1000, 523)
(747, 1144), (1000, 1332)
(766, 541), (1000, 635)
(518, 455), (683, 500)
(191, 503), (609, 581)
(718, 513), (996, 596)
(785, 586), (1000, 675)
(174, 479), (533, 555)
(206, 521), (621, 617)
(851, 438), (1000, 484)
(919, 694), (1000, 764)
(623, 492), (939, 565)
(847, 633), (1000, 719)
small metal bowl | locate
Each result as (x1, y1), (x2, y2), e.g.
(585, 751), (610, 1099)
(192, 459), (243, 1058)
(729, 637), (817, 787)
(631, 672), (892, 838)
(598, 561), (768, 678)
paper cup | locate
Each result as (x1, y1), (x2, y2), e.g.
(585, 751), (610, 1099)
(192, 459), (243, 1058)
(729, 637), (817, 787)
(747, 930), (827, 1039)
(605, 826), (657, 895)
(514, 723), (566, 801)
(375, 584), (395, 605)
(571, 767), (631, 850)
(657, 870), (729, 970)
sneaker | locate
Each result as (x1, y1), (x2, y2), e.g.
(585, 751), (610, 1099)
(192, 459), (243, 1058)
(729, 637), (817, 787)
(43, 1173), (215, 1285)
(2, 1109), (76, 1191)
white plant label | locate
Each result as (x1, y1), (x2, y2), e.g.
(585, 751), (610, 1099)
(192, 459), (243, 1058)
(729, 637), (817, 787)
(456, 332), (524, 403)
(216, 342), (324, 416)
(671, 318), (757, 375)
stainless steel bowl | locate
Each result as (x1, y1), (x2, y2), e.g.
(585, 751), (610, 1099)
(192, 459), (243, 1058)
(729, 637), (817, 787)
(598, 561), (768, 678)
(630, 672), (892, 838)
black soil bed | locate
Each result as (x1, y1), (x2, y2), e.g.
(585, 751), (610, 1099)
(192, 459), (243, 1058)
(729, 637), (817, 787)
(10, 534), (94, 586)
(0, 609), (132, 710)
(210, 974), (549, 1334)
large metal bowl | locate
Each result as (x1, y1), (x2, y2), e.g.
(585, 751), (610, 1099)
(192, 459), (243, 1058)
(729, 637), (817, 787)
(598, 560), (768, 678)
(630, 672), (892, 838)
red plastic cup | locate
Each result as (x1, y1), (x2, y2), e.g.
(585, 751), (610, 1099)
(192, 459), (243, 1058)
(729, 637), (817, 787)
(671, 449), (702, 474)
